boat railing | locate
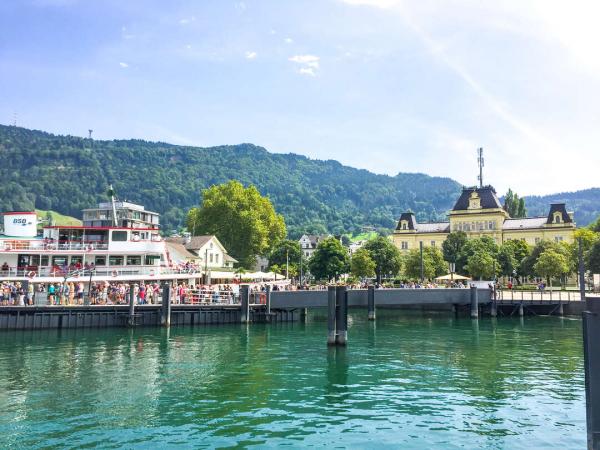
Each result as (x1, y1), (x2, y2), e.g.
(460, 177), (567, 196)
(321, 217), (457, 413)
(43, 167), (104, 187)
(496, 289), (582, 302)
(0, 265), (201, 279)
(0, 240), (109, 251)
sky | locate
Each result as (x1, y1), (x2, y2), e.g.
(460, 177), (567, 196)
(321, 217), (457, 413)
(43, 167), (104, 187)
(1, 0), (599, 196)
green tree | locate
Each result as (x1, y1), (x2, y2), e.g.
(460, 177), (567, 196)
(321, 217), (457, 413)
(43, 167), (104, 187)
(504, 188), (527, 218)
(456, 236), (498, 275)
(466, 251), (498, 280)
(442, 231), (468, 264)
(350, 248), (376, 279)
(268, 239), (305, 278)
(497, 239), (530, 280)
(589, 240), (600, 274)
(521, 240), (569, 278)
(403, 246), (446, 281)
(363, 236), (403, 283)
(187, 180), (286, 268)
(308, 237), (350, 281)
(533, 249), (570, 288)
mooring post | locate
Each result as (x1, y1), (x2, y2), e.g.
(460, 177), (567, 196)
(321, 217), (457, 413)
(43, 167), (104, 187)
(367, 285), (376, 320)
(265, 284), (272, 323)
(470, 285), (478, 319)
(240, 284), (250, 324)
(127, 283), (136, 327)
(335, 285), (348, 346)
(583, 296), (600, 449)
(519, 302), (524, 317)
(558, 301), (564, 316)
(327, 286), (337, 345)
(161, 282), (171, 327)
(490, 285), (497, 317)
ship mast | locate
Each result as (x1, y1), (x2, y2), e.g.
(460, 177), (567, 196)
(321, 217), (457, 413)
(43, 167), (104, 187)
(108, 184), (118, 227)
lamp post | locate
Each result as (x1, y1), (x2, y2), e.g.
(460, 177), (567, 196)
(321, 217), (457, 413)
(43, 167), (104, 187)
(204, 248), (208, 284)
(419, 241), (424, 283)
(286, 249), (289, 280)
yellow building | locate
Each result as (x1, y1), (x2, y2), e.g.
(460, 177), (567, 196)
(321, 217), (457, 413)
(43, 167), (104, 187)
(392, 185), (576, 252)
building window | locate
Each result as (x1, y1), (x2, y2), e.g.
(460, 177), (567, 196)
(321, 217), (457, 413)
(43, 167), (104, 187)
(535, 237), (541, 244)
(215, 254), (219, 264)
(555, 236), (563, 242)
(210, 253), (214, 263)
(401, 241), (408, 250)
(431, 241), (436, 247)
(489, 221), (494, 230)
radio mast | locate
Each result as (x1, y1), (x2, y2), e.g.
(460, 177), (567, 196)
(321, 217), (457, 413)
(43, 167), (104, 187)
(477, 147), (484, 188)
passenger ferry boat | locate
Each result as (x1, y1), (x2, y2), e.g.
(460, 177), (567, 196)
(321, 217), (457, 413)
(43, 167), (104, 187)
(0, 193), (200, 284)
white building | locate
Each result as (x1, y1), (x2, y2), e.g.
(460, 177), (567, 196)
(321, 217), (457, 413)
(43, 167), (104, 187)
(166, 235), (237, 269)
(299, 234), (330, 259)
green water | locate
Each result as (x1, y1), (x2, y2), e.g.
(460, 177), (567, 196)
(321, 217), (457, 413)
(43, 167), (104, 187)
(0, 312), (585, 449)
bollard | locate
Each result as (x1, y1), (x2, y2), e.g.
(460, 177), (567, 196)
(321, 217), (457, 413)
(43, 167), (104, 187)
(367, 285), (376, 321)
(335, 286), (348, 346)
(240, 284), (250, 324)
(327, 286), (337, 346)
(470, 285), (478, 319)
(583, 297), (600, 449)
(127, 283), (136, 327)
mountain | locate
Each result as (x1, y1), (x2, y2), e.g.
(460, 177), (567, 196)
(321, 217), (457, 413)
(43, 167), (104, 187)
(0, 124), (597, 236)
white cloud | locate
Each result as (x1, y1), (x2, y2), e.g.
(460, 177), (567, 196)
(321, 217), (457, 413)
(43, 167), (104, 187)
(289, 54), (320, 76)
(284, 37), (293, 44)
(299, 67), (317, 77)
(339, 0), (400, 8)
(119, 62), (129, 68)
(179, 16), (196, 25)
(245, 51), (257, 60)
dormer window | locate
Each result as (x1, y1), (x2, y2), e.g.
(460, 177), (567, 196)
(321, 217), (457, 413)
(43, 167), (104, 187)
(400, 220), (408, 230)
(553, 212), (562, 224)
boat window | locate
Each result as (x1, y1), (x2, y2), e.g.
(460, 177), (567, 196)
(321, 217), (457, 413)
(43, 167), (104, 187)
(95, 256), (106, 266)
(127, 256), (141, 265)
(112, 231), (128, 242)
(52, 256), (68, 266)
(109, 255), (124, 265)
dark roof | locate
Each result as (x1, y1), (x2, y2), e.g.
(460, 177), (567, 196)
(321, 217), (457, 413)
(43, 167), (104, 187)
(395, 212), (417, 230)
(547, 203), (573, 224)
(166, 235), (215, 251)
(452, 186), (502, 211)
(415, 222), (450, 233)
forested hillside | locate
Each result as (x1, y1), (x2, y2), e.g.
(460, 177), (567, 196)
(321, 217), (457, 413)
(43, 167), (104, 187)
(0, 125), (461, 236)
(0, 124), (597, 236)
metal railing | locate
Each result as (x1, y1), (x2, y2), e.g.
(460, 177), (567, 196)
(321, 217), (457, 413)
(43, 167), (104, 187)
(0, 241), (109, 251)
(497, 289), (582, 302)
(0, 265), (201, 279)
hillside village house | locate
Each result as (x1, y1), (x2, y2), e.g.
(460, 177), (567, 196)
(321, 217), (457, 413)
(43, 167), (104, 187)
(299, 234), (330, 259)
(392, 185), (576, 252)
(165, 235), (237, 269)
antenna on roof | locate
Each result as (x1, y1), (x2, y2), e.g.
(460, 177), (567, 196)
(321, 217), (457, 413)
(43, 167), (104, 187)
(477, 147), (484, 188)
(88, 129), (93, 139)
(12, 112), (17, 127)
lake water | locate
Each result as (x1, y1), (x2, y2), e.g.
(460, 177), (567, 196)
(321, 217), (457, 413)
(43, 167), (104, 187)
(0, 311), (585, 449)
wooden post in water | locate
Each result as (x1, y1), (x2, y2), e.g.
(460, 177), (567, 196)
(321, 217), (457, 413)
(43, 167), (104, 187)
(240, 284), (250, 324)
(160, 282), (171, 327)
(367, 285), (376, 321)
(490, 285), (497, 317)
(470, 285), (478, 319)
(265, 284), (272, 322)
(127, 283), (136, 327)
(335, 285), (348, 346)
(583, 297), (600, 449)
(519, 302), (524, 317)
(327, 286), (337, 345)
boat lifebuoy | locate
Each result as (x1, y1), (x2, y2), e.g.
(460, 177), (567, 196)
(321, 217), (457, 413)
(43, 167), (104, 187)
(149, 269), (155, 277)
(132, 235), (140, 242)
(27, 271), (36, 279)
(111, 270), (118, 277)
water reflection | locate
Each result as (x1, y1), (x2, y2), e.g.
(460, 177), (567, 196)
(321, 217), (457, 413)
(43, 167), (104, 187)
(0, 311), (586, 449)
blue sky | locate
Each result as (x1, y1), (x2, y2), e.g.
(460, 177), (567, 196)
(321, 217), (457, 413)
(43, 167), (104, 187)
(1, 0), (599, 195)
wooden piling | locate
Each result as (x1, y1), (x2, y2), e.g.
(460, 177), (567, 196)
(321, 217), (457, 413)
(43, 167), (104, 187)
(583, 297), (600, 449)
(127, 283), (136, 327)
(327, 286), (336, 345)
(519, 303), (524, 317)
(367, 285), (376, 320)
(470, 285), (478, 319)
(240, 284), (250, 324)
(160, 282), (171, 327)
(335, 286), (348, 346)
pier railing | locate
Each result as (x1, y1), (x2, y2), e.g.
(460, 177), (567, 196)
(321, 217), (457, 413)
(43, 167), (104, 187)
(497, 289), (582, 302)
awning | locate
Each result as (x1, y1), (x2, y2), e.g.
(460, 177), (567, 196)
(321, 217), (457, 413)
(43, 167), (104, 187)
(434, 273), (471, 281)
